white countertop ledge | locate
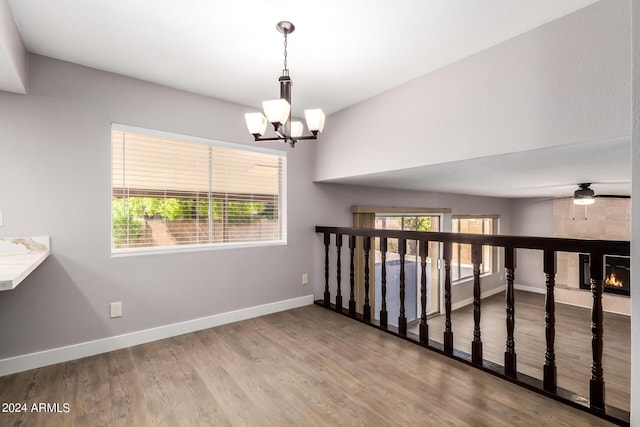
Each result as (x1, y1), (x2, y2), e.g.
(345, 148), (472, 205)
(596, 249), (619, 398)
(0, 236), (50, 291)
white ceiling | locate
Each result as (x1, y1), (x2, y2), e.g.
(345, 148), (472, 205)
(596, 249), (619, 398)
(2, 0), (630, 199)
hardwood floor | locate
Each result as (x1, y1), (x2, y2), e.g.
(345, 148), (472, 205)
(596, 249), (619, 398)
(415, 290), (631, 413)
(0, 302), (619, 426)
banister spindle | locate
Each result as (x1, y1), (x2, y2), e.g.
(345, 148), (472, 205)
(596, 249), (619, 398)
(443, 242), (453, 354)
(349, 235), (356, 316)
(335, 234), (343, 313)
(589, 250), (605, 411)
(471, 243), (483, 365)
(543, 250), (557, 392)
(398, 238), (407, 336)
(363, 236), (372, 322)
(324, 233), (331, 308)
(504, 246), (517, 377)
(419, 240), (429, 345)
(380, 237), (389, 329)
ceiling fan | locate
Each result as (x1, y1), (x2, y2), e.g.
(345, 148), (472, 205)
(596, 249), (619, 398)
(571, 183), (630, 205)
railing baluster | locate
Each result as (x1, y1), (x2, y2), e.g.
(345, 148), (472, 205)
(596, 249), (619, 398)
(398, 238), (407, 336)
(589, 250), (605, 411)
(335, 234), (343, 313)
(504, 246), (517, 377)
(323, 233), (331, 308)
(543, 250), (557, 392)
(419, 240), (429, 345)
(443, 242), (453, 354)
(380, 237), (388, 329)
(363, 236), (372, 322)
(471, 243), (483, 365)
(349, 235), (356, 316)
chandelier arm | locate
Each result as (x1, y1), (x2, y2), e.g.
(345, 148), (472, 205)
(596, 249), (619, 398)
(252, 135), (318, 142)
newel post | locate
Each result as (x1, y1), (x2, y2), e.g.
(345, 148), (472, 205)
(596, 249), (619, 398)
(380, 237), (389, 329)
(443, 241), (454, 354)
(398, 238), (407, 336)
(543, 249), (557, 392)
(504, 246), (517, 377)
(589, 250), (605, 411)
(471, 243), (483, 365)
(323, 233), (331, 307)
(419, 240), (429, 344)
(363, 236), (372, 322)
(335, 234), (343, 313)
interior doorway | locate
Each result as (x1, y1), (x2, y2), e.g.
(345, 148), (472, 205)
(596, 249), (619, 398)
(374, 215), (441, 326)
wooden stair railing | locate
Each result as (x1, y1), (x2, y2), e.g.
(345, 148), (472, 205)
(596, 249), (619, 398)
(315, 226), (630, 426)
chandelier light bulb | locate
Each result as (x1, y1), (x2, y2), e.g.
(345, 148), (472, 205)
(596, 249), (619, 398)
(304, 109), (326, 134)
(244, 112), (268, 137)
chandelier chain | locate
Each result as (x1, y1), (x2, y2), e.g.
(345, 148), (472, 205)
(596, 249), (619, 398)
(283, 30), (289, 75)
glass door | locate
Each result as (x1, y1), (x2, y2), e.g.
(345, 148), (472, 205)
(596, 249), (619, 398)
(374, 215), (441, 326)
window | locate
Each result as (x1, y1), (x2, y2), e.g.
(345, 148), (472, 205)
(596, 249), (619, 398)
(451, 216), (498, 281)
(111, 124), (286, 254)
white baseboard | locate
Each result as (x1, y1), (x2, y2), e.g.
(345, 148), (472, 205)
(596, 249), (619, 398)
(451, 285), (505, 311)
(0, 294), (314, 377)
(514, 284), (546, 295)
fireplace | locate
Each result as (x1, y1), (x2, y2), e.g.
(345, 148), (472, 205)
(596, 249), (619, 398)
(579, 254), (630, 297)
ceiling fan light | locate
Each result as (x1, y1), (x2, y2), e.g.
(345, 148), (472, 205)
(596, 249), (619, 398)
(573, 197), (595, 205)
(290, 121), (304, 138)
(573, 184), (595, 205)
(263, 99), (290, 127)
(245, 112), (268, 137)
(305, 109), (325, 133)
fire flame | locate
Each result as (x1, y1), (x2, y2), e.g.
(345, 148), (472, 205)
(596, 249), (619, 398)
(605, 272), (623, 288)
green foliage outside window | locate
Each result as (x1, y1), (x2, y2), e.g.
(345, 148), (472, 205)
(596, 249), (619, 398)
(112, 197), (277, 247)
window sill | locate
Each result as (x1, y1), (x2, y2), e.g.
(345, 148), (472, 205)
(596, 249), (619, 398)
(111, 240), (286, 258)
(452, 272), (495, 286)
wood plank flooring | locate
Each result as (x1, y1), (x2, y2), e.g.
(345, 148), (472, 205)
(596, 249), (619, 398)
(0, 302), (619, 426)
(415, 290), (630, 413)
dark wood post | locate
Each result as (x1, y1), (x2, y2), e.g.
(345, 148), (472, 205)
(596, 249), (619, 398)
(349, 235), (356, 316)
(443, 242), (453, 354)
(471, 243), (483, 365)
(419, 240), (429, 344)
(363, 236), (372, 322)
(398, 238), (407, 336)
(504, 246), (517, 377)
(380, 237), (389, 329)
(543, 249), (557, 392)
(335, 234), (343, 313)
(589, 251), (605, 411)
(324, 233), (331, 308)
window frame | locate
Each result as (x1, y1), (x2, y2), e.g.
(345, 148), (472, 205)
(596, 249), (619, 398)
(451, 215), (499, 283)
(110, 123), (287, 257)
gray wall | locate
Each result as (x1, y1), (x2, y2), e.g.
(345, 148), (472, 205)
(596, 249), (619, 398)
(0, 54), (322, 358)
(509, 198), (554, 291)
(315, 0), (630, 183)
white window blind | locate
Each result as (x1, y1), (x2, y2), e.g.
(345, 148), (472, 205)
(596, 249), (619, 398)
(111, 124), (286, 254)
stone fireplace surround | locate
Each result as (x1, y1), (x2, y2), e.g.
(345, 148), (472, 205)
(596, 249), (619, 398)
(553, 197), (630, 315)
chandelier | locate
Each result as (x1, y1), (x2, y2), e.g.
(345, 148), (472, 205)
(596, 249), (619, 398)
(245, 21), (325, 148)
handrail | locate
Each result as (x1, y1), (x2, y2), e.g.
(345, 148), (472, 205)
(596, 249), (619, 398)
(315, 226), (630, 255)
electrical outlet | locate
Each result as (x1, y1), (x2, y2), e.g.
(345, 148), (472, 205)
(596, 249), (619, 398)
(110, 302), (122, 318)
(302, 273), (309, 285)
(0, 210), (4, 227)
